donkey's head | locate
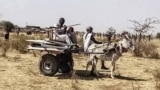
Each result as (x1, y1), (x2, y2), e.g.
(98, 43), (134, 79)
(119, 38), (135, 52)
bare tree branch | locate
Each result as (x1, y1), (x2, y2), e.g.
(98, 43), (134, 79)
(129, 17), (160, 34)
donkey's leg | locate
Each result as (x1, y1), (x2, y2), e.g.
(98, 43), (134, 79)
(111, 56), (116, 79)
(85, 60), (92, 76)
(90, 57), (100, 77)
(85, 61), (90, 76)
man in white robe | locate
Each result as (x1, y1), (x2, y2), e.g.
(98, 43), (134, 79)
(53, 17), (72, 45)
(83, 26), (108, 70)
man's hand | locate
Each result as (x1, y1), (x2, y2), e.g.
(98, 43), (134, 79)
(63, 25), (67, 30)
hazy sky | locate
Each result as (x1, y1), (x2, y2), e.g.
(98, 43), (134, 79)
(0, 0), (160, 34)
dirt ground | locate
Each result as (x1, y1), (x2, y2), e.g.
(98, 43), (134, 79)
(0, 39), (160, 90)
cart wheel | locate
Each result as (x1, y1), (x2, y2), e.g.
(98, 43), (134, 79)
(39, 54), (58, 76)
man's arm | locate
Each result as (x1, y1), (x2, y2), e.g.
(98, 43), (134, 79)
(91, 35), (102, 44)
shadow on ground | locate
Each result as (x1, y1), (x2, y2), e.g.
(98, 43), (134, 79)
(54, 70), (146, 81)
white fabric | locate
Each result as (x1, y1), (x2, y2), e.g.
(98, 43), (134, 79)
(54, 23), (59, 27)
(52, 23), (59, 40)
(87, 44), (103, 53)
(52, 23), (72, 45)
(119, 34), (131, 49)
(83, 33), (92, 52)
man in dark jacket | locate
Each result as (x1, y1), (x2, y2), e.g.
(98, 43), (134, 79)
(67, 27), (77, 44)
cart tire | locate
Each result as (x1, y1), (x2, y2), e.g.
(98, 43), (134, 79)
(39, 54), (58, 76)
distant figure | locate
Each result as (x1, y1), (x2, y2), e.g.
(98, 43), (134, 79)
(16, 27), (20, 36)
(5, 26), (10, 41)
(106, 32), (112, 44)
(106, 29), (115, 44)
(148, 34), (151, 41)
(26, 31), (32, 35)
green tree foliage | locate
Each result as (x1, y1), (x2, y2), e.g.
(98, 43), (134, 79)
(0, 20), (14, 32)
(156, 32), (160, 39)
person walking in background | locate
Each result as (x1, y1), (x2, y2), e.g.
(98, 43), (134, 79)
(4, 26), (10, 41)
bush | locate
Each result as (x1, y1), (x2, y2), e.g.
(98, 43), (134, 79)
(134, 41), (160, 59)
(156, 32), (160, 39)
(0, 20), (14, 32)
(1, 41), (10, 57)
(134, 42), (145, 57)
(10, 34), (29, 53)
(153, 70), (160, 90)
(0, 31), (4, 38)
(77, 36), (83, 47)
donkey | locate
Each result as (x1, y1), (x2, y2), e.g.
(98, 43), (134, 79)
(85, 35), (135, 78)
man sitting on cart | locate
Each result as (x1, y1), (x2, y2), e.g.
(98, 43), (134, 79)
(53, 17), (73, 45)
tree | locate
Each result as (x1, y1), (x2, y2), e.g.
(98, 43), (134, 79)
(129, 17), (160, 42)
(0, 20), (14, 32)
(0, 20), (14, 41)
(156, 32), (160, 39)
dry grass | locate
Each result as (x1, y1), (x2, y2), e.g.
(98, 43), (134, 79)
(0, 31), (4, 38)
(153, 69), (160, 90)
(131, 81), (140, 90)
(134, 41), (160, 59)
(0, 33), (160, 90)
(0, 41), (10, 57)
(70, 70), (81, 90)
(0, 33), (45, 55)
(10, 34), (29, 53)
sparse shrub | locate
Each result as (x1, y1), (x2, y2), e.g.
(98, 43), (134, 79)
(38, 34), (46, 40)
(77, 36), (83, 47)
(134, 41), (160, 59)
(70, 70), (81, 90)
(0, 31), (4, 38)
(0, 39), (2, 47)
(1, 41), (10, 57)
(134, 42), (145, 57)
(10, 34), (29, 53)
(153, 69), (160, 90)
(150, 52), (160, 59)
(131, 81), (140, 90)
(156, 32), (160, 39)
(143, 42), (157, 57)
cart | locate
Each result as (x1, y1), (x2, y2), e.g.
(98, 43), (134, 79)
(27, 40), (80, 76)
